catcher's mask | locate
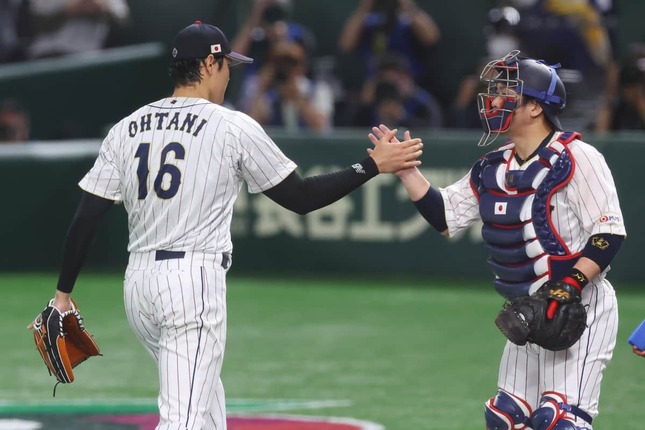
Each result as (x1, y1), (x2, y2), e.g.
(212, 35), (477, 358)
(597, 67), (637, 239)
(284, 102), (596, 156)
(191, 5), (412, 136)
(477, 50), (567, 146)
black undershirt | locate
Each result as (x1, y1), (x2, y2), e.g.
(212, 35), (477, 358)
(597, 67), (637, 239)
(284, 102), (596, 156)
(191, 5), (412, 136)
(57, 192), (114, 293)
(514, 130), (555, 165)
(263, 156), (379, 214)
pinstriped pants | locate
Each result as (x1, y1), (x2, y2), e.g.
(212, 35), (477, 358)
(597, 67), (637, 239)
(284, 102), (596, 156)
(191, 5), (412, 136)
(497, 279), (618, 424)
(124, 252), (230, 430)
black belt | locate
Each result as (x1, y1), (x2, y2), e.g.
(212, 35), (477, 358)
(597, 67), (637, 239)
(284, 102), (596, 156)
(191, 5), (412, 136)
(155, 250), (185, 261)
(155, 250), (230, 269)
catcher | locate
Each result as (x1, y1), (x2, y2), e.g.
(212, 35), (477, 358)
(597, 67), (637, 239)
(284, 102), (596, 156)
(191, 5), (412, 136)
(374, 50), (626, 430)
(28, 296), (100, 389)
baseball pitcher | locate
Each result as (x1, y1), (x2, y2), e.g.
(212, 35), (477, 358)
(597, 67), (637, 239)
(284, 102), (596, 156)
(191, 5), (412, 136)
(29, 21), (423, 430)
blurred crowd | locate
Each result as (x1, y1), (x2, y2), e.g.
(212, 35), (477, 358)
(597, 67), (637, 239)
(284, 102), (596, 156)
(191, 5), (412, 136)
(1, 0), (644, 143)
(0, 0), (129, 63)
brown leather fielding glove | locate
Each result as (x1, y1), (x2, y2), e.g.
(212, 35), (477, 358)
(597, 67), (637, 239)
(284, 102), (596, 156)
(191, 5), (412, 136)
(31, 299), (101, 383)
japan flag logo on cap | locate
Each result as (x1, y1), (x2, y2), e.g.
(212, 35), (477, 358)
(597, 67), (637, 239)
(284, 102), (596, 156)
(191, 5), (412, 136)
(494, 202), (507, 215)
(211, 44), (222, 54)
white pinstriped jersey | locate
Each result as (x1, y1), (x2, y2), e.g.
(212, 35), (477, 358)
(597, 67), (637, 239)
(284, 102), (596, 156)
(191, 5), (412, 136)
(440, 132), (627, 275)
(79, 97), (297, 254)
(445, 132), (626, 421)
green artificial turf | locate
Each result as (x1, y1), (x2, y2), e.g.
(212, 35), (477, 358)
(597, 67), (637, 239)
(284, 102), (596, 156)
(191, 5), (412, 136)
(2, 273), (644, 429)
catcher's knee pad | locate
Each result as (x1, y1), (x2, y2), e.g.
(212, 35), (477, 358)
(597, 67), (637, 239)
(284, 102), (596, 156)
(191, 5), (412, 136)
(531, 392), (593, 430)
(484, 389), (533, 429)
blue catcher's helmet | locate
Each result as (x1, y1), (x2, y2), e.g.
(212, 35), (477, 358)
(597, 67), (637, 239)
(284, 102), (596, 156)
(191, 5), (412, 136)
(477, 50), (567, 146)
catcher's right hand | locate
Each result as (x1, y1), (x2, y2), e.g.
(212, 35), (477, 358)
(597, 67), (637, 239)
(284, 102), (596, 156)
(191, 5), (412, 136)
(542, 277), (582, 319)
(30, 299), (101, 384)
(495, 280), (587, 351)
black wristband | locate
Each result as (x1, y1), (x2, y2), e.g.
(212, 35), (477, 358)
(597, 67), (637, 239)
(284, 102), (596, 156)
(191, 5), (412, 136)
(360, 156), (379, 176)
(567, 268), (589, 289)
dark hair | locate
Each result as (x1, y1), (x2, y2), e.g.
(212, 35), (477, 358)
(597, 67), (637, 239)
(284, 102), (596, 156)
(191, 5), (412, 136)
(168, 56), (224, 87)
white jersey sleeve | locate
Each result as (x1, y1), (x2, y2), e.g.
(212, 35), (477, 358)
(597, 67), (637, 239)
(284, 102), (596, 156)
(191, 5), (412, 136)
(78, 126), (123, 202)
(229, 111), (297, 194)
(440, 170), (481, 238)
(566, 140), (627, 238)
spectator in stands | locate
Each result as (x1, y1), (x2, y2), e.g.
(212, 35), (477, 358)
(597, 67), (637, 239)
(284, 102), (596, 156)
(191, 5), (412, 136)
(353, 53), (443, 128)
(244, 40), (334, 133)
(596, 43), (645, 132)
(338, 0), (440, 84)
(447, 5), (521, 129)
(447, 71), (484, 130)
(0, 99), (30, 143)
(509, 0), (616, 131)
(0, 0), (31, 63)
(601, 61), (645, 131)
(232, 0), (319, 111)
(355, 81), (410, 129)
(26, 0), (130, 59)
(231, 0), (316, 76)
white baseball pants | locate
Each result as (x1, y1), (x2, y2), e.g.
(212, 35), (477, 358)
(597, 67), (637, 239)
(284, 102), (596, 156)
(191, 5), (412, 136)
(124, 251), (230, 430)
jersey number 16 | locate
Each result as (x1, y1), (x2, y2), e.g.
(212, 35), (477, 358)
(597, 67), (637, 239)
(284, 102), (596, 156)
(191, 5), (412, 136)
(134, 142), (185, 200)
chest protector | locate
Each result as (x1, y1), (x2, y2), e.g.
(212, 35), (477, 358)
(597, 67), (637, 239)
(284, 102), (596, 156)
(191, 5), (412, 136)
(470, 132), (582, 299)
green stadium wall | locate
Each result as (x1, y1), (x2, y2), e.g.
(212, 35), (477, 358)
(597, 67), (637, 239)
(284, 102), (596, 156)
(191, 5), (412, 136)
(3, 0), (645, 140)
(1, 130), (642, 283)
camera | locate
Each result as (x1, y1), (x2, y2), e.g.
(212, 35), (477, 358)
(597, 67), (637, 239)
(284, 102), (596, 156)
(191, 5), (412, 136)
(372, 0), (399, 13)
(273, 54), (301, 83)
(263, 4), (287, 24)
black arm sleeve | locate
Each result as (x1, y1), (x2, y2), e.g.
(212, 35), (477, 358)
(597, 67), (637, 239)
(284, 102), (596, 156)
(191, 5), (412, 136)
(56, 191), (115, 293)
(580, 233), (625, 272)
(413, 187), (448, 232)
(262, 156), (379, 215)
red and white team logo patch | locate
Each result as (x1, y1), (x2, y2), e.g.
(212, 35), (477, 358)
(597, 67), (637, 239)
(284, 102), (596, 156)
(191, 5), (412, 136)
(494, 202), (507, 215)
(211, 44), (222, 54)
(599, 213), (621, 224)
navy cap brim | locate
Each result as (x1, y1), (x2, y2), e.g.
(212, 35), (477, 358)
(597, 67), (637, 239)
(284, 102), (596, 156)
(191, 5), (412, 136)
(226, 51), (253, 67)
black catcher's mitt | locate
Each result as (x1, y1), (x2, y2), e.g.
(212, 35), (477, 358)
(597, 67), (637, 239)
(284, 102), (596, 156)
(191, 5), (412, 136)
(495, 280), (587, 351)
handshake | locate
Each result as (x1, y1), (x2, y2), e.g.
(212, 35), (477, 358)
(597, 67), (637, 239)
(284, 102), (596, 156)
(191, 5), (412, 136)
(366, 124), (424, 174)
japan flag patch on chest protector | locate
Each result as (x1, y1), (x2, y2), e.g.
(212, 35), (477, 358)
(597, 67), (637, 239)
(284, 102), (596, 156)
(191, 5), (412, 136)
(494, 202), (508, 215)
